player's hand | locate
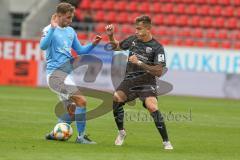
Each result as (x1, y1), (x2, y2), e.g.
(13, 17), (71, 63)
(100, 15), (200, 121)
(129, 55), (139, 64)
(92, 35), (102, 45)
(105, 24), (114, 36)
(51, 14), (59, 28)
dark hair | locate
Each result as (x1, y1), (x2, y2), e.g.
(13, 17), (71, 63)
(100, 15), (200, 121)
(135, 15), (152, 26)
(56, 2), (75, 14)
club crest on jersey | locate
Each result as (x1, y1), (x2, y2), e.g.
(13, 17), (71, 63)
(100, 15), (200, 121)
(132, 41), (136, 46)
(158, 54), (165, 62)
(146, 47), (152, 53)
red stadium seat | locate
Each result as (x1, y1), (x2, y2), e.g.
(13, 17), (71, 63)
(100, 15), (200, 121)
(185, 5), (197, 15)
(79, 0), (91, 9)
(91, 0), (103, 10)
(184, 39), (195, 46)
(94, 11), (105, 22)
(213, 17), (225, 28)
(173, 38), (184, 46)
(105, 11), (117, 23)
(195, 0), (207, 4)
(101, 34), (109, 42)
(217, 30), (228, 39)
(155, 27), (167, 36)
(102, 1), (115, 10)
(174, 4), (185, 14)
(221, 41), (231, 49)
(200, 16), (213, 28)
(75, 9), (82, 21)
(128, 12), (140, 23)
(207, 0), (218, 5)
(176, 15), (188, 26)
(153, 15), (164, 25)
(114, 1), (127, 11)
(151, 28), (157, 35)
(197, 5), (210, 16)
(127, 2), (138, 12)
(188, 16), (201, 27)
(121, 24), (134, 34)
(159, 38), (170, 45)
(152, 3), (161, 13)
(228, 30), (239, 39)
(218, 0), (231, 5)
(116, 12), (128, 23)
(206, 29), (216, 39)
(191, 28), (204, 38)
(208, 40), (219, 48)
(87, 32), (96, 41)
(225, 18), (237, 29)
(164, 14), (176, 26)
(95, 23), (106, 33)
(209, 6), (222, 16)
(176, 27), (190, 37)
(167, 27), (178, 36)
(236, 31), (240, 39)
(235, 8), (240, 17)
(182, 0), (194, 4)
(162, 3), (174, 13)
(221, 6), (234, 17)
(195, 40), (205, 47)
(232, 0), (240, 5)
(77, 33), (88, 40)
(138, 2), (150, 13)
(234, 41), (240, 49)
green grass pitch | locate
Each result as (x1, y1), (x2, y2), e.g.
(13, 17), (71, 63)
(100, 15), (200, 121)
(0, 86), (239, 160)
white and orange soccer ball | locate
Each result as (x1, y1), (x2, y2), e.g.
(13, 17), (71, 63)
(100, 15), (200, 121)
(53, 123), (73, 141)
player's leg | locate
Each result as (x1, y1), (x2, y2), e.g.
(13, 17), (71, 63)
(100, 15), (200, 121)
(45, 98), (75, 140)
(46, 71), (95, 143)
(70, 92), (96, 144)
(144, 96), (173, 150)
(113, 90), (127, 145)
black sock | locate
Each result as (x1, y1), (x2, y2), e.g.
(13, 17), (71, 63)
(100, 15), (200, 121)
(150, 110), (169, 142)
(113, 101), (125, 130)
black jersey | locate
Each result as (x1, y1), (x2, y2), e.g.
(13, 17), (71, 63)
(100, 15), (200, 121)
(119, 35), (166, 84)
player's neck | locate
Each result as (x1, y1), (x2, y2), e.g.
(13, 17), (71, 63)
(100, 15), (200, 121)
(142, 34), (153, 42)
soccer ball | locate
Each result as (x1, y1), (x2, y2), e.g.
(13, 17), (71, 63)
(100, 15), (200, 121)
(53, 123), (73, 141)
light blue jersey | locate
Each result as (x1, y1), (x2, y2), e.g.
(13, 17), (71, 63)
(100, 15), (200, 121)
(40, 25), (95, 74)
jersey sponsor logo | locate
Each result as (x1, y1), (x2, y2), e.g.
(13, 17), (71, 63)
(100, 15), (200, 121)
(133, 52), (148, 61)
(158, 54), (165, 62)
(146, 47), (152, 54)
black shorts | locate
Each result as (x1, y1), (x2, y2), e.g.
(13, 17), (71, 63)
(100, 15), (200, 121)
(116, 79), (157, 103)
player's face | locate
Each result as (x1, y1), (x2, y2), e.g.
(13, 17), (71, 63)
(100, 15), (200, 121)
(58, 11), (74, 27)
(135, 22), (151, 40)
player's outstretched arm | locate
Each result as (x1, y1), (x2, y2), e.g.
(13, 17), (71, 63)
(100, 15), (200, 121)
(129, 55), (163, 77)
(40, 14), (58, 50)
(72, 33), (102, 55)
(105, 24), (121, 51)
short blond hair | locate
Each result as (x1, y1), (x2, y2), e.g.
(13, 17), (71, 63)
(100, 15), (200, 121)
(56, 2), (75, 14)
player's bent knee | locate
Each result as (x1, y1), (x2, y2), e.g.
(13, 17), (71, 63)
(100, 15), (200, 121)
(113, 91), (127, 102)
(144, 97), (158, 113)
(70, 95), (87, 106)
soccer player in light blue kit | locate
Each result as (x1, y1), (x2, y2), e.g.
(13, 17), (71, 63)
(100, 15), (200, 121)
(40, 2), (102, 144)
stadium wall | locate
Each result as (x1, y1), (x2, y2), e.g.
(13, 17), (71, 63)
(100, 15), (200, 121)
(1, 37), (240, 99)
(0, 0), (11, 36)
(21, 0), (59, 38)
(9, 0), (39, 13)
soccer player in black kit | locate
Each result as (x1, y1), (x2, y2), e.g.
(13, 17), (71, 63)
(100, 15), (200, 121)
(105, 15), (173, 149)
